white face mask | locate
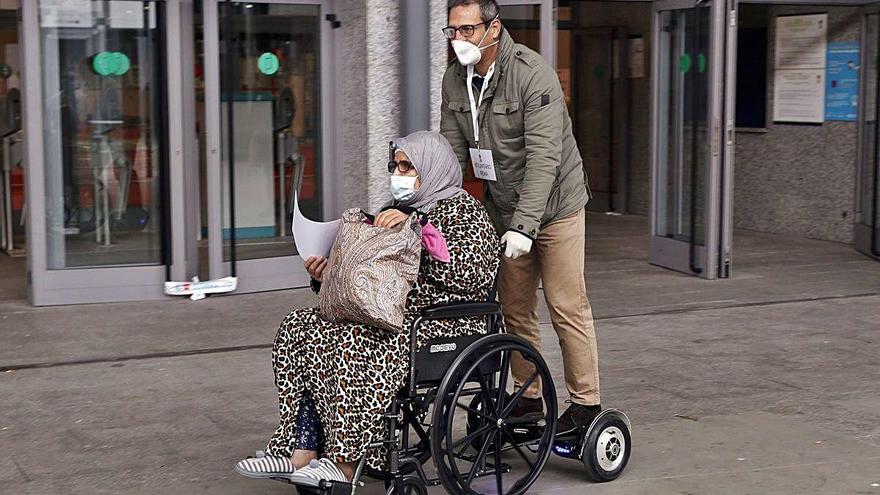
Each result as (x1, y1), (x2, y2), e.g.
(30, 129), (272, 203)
(451, 20), (499, 67)
(390, 175), (418, 202)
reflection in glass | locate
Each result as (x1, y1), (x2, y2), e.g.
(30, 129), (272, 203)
(40, 0), (166, 269)
(656, 7), (709, 245)
(218, 2), (322, 262)
(0, 10), (23, 253)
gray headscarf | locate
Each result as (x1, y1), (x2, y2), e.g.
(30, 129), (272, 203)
(391, 130), (466, 211)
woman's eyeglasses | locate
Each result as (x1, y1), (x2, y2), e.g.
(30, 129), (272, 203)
(442, 18), (494, 40)
(388, 160), (415, 174)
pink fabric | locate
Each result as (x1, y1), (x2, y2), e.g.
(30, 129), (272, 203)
(364, 218), (450, 263)
(421, 222), (451, 263)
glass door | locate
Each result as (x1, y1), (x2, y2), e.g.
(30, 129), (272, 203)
(570, 27), (629, 214)
(650, 0), (735, 279)
(857, 4), (880, 260)
(203, 0), (333, 292)
(0, 8), (22, 256)
(22, 0), (184, 305)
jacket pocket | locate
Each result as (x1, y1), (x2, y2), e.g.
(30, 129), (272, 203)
(447, 100), (475, 148)
(448, 100), (472, 114)
(491, 101), (523, 141)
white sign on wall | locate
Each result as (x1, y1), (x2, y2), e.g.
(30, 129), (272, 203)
(775, 14), (827, 68)
(773, 14), (828, 123)
(40, 0), (93, 28)
(629, 37), (645, 79)
(773, 69), (826, 123)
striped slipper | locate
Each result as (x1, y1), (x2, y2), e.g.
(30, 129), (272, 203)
(288, 458), (349, 487)
(234, 450), (296, 480)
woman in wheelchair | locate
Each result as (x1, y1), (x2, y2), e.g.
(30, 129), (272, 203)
(235, 131), (500, 486)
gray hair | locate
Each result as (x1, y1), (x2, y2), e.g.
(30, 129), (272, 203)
(448, 0), (500, 23)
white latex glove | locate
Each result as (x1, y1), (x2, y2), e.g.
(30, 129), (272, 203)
(501, 231), (533, 259)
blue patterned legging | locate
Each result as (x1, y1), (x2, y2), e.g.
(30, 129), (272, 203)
(294, 391), (320, 451)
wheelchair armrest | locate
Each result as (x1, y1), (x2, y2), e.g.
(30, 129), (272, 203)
(420, 302), (502, 321)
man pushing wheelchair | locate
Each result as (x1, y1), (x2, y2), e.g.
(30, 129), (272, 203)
(233, 1), (630, 493)
(440, 0), (602, 435)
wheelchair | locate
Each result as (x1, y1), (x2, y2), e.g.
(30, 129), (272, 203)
(286, 299), (631, 495)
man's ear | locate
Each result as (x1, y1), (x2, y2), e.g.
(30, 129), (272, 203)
(491, 19), (502, 40)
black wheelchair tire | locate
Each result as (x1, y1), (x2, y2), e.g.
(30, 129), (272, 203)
(385, 474), (428, 495)
(431, 334), (557, 495)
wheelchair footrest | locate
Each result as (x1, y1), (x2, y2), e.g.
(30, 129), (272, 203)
(293, 480), (355, 495)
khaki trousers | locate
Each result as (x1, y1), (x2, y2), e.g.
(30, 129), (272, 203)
(498, 209), (600, 406)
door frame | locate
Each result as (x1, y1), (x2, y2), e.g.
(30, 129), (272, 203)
(856, 3), (880, 259)
(202, 0), (336, 293)
(649, 0), (736, 279)
(21, 0), (189, 305)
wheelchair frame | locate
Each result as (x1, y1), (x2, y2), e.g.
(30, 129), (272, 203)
(291, 300), (630, 495)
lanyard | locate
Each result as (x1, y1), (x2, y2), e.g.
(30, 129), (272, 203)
(465, 62), (495, 147)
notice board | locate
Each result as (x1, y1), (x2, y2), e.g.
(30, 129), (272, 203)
(773, 14), (828, 124)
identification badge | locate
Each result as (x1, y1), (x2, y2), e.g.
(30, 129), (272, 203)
(469, 148), (497, 181)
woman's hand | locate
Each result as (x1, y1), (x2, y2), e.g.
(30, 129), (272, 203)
(375, 209), (408, 229)
(304, 256), (328, 282)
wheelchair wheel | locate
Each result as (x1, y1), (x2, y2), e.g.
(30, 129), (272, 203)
(465, 389), (512, 452)
(385, 475), (428, 495)
(582, 410), (631, 482)
(431, 334), (557, 495)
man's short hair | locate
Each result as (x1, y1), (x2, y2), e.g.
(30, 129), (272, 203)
(448, 0), (501, 23)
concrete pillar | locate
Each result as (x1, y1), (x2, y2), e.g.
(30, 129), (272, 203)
(335, 0), (447, 213)
(429, 0), (449, 132)
(402, 0), (431, 134)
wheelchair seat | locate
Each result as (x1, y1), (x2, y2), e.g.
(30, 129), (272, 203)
(410, 300), (503, 387)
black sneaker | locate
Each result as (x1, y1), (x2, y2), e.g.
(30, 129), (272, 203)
(556, 403), (602, 436)
(509, 396), (543, 418)
(508, 397), (544, 443)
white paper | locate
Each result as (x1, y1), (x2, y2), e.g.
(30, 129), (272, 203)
(773, 69), (825, 123)
(292, 192), (340, 260)
(40, 0), (93, 28)
(775, 14), (827, 69)
(629, 38), (645, 79)
(469, 148), (497, 181)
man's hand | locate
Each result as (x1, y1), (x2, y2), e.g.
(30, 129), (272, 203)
(501, 231), (533, 259)
(375, 209), (408, 229)
(304, 256), (328, 282)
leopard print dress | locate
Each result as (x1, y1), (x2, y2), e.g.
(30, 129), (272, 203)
(266, 193), (500, 468)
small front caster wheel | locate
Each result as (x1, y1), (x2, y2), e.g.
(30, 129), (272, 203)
(386, 475), (428, 495)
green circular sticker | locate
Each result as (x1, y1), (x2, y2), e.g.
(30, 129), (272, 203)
(112, 52), (130, 76)
(679, 53), (692, 74)
(0, 64), (11, 80)
(93, 52), (115, 76)
(92, 52), (130, 77)
(258, 52), (280, 76)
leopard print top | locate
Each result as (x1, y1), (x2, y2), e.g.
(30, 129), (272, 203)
(265, 193), (500, 468)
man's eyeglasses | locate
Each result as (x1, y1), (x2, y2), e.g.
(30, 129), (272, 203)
(442, 18), (495, 40)
(388, 160), (415, 174)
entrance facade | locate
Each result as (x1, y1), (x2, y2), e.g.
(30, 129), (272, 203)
(9, 0), (880, 305)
